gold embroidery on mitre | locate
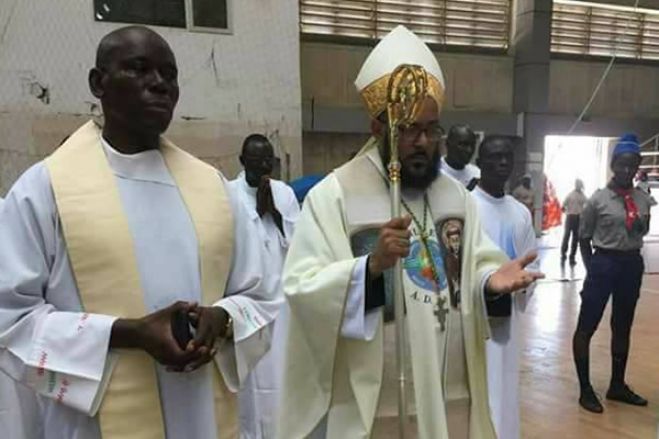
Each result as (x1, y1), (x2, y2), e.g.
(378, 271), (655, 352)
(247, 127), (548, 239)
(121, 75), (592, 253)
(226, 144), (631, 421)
(360, 73), (445, 118)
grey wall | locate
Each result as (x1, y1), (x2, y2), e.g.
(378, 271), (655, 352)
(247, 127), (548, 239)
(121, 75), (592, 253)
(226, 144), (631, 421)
(0, 0), (302, 195)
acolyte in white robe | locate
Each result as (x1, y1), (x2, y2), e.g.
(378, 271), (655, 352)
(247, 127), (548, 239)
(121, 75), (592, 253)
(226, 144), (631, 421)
(229, 171), (300, 439)
(0, 140), (281, 439)
(278, 140), (508, 439)
(472, 186), (539, 439)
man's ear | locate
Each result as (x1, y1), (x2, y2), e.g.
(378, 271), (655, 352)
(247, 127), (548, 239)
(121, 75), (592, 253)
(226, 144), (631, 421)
(88, 68), (105, 99)
(476, 157), (481, 168)
(239, 155), (245, 167)
(370, 118), (385, 139)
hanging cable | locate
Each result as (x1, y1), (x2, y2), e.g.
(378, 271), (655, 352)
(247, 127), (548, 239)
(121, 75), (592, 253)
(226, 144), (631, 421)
(544, 0), (641, 172)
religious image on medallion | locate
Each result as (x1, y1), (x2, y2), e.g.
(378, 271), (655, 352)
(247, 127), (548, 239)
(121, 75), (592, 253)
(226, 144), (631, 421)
(403, 230), (447, 293)
(438, 218), (464, 309)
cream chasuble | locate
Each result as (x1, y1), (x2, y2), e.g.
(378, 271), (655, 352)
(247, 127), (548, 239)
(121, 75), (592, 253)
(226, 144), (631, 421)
(45, 121), (235, 439)
(369, 190), (470, 439)
(278, 139), (507, 439)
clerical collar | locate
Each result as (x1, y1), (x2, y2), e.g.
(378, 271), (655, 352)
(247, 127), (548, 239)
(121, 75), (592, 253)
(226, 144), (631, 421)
(100, 137), (175, 186)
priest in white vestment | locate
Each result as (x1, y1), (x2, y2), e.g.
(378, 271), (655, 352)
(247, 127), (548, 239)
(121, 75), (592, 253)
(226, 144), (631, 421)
(0, 365), (41, 439)
(277, 25), (543, 439)
(0, 197), (42, 439)
(0, 26), (280, 439)
(472, 136), (539, 439)
(229, 134), (300, 439)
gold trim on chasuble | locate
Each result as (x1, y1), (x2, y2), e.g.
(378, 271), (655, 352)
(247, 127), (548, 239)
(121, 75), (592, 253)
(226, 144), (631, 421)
(45, 121), (237, 439)
(359, 73), (444, 118)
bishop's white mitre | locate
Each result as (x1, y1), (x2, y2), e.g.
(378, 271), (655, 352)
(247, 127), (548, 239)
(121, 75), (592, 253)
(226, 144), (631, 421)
(354, 25), (446, 118)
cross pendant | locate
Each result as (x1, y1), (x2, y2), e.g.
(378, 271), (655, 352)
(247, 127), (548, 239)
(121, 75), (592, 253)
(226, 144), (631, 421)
(434, 295), (448, 332)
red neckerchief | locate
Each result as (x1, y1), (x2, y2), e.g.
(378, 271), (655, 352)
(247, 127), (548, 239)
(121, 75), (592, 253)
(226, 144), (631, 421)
(611, 186), (639, 231)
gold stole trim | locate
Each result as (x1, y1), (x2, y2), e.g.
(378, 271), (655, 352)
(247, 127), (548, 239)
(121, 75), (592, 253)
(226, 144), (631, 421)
(45, 121), (236, 439)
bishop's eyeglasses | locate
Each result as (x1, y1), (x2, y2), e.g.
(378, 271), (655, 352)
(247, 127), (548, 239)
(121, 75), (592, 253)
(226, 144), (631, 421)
(398, 122), (445, 143)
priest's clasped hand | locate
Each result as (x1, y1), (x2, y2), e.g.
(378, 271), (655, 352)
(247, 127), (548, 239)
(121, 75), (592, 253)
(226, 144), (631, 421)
(110, 301), (232, 372)
(368, 216), (413, 277)
(184, 303), (232, 372)
(486, 251), (545, 295)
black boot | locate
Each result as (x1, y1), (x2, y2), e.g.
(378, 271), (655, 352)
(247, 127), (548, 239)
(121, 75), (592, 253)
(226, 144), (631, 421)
(574, 330), (601, 412)
(579, 386), (604, 413)
(573, 330), (592, 390)
(607, 353), (647, 406)
(606, 384), (648, 406)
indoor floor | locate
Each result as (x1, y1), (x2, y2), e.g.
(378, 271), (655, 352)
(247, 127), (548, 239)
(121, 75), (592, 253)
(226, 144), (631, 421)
(520, 236), (659, 439)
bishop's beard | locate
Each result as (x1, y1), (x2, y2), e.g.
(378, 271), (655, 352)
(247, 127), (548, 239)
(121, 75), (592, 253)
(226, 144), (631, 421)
(380, 138), (441, 191)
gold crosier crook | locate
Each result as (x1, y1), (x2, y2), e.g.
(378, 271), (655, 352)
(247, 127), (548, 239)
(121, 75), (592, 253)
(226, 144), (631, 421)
(385, 64), (429, 439)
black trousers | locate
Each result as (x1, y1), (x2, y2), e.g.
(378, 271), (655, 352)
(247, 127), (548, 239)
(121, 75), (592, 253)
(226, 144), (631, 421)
(561, 214), (580, 260)
(573, 250), (644, 389)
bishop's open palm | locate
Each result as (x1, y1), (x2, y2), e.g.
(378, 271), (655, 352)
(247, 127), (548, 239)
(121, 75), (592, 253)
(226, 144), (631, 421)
(486, 252), (545, 295)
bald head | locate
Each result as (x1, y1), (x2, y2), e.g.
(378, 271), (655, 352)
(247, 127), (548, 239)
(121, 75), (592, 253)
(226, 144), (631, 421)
(242, 134), (273, 157)
(445, 124), (477, 169)
(95, 26), (171, 70)
(89, 26), (179, 149)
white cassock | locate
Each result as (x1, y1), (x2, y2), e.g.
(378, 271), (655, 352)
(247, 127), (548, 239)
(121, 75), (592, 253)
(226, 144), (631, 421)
(440, 157), (481, 188)
(472, 186), (538, 439)
(0, 140), (281, 439)
(0, 197), (42, 439)
(229, 171), (300, 439)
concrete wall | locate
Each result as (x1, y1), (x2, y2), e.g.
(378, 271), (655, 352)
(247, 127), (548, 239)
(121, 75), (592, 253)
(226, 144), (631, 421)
(0, 0), (302, 195)
(549, 59), (659, 120)
(302, 132), (370, 176)
(302, 42), (514, 116)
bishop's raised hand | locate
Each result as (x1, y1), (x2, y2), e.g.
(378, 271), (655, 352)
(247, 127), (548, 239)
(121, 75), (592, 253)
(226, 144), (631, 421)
(486, 251), (545, 296)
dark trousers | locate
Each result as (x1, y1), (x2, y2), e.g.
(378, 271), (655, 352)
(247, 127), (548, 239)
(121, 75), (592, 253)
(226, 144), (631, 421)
(572, 250), (644, 390)
(561, 214), (580, 260)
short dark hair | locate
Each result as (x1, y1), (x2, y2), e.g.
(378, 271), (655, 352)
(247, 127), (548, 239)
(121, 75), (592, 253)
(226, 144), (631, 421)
(477, 135), (513, 158)
(241, 133), (271, 154)
(447, 124), (475, 142)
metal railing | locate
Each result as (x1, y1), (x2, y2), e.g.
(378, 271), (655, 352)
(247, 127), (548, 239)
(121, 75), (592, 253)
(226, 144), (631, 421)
(639, 133), (659, 176)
